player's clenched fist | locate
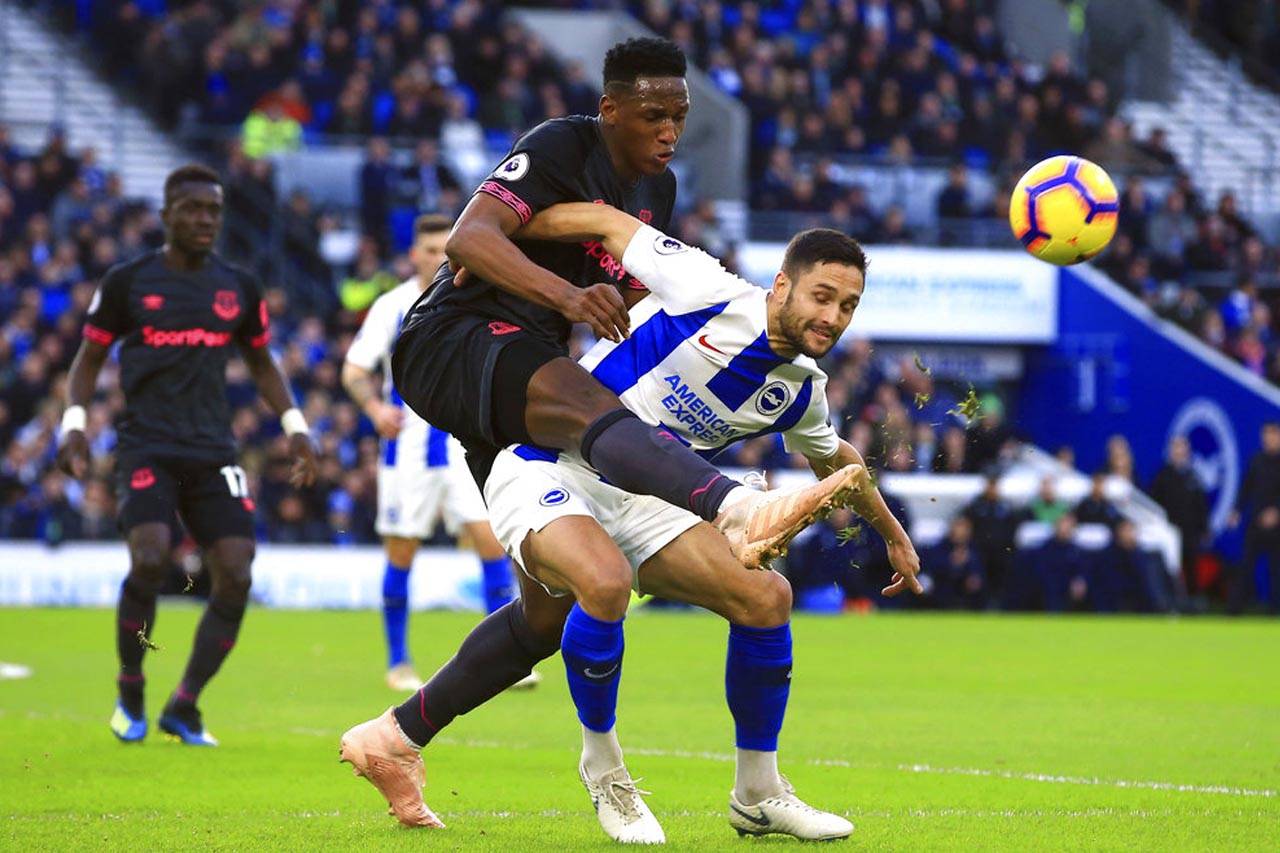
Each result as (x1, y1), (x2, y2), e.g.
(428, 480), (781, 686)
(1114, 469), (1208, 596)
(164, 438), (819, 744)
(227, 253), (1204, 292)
(56, 429), (91, 480)
(559, 283), (630, 342)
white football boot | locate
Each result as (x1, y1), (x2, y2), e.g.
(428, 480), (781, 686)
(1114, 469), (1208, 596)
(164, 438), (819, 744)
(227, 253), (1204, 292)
(580, 762), (665, 844)
(728, 778), (853, 841)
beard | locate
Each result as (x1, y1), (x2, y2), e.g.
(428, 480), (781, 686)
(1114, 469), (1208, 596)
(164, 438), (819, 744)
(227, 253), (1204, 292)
(779, 302), (837, 358)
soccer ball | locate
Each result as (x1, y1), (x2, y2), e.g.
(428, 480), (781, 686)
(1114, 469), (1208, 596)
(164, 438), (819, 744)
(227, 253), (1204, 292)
(1008, 155), (1119, 265)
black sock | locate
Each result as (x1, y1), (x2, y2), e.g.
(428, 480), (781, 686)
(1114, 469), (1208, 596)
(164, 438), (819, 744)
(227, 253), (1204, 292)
(173, 598), (246, 707)
(116, 578), (157, 716)
(581, 409), (741, 522)
(393, 601), (560, 747)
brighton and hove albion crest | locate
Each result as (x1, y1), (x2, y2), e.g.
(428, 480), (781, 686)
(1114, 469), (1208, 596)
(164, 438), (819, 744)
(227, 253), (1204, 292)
(1167, 397), (1239, 534)
(755, 381), (791, 417)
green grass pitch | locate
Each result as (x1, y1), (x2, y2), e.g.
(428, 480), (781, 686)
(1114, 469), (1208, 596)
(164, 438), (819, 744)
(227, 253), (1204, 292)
(2, 605), (1277, 850)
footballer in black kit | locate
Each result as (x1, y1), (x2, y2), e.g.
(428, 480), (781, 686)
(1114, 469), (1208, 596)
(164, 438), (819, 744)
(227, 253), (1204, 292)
(394, 112), (675, 474)
(57, 164), (317, 746)
(392, 38), (745, 529)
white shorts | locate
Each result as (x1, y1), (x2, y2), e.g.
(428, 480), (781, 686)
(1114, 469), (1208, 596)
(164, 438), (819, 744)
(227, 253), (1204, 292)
(484, 448), (702, 596)
(376, 452), (488, 539)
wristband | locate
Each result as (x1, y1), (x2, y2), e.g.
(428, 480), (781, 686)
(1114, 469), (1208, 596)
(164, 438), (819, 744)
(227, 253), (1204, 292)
(281, 407), (309, 437)
(60, 405), (87, 438)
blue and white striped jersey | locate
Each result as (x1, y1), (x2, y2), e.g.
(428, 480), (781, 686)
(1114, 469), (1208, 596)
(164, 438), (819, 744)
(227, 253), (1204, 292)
(346, 278), (454, 470)
(525, 225), (839, 462)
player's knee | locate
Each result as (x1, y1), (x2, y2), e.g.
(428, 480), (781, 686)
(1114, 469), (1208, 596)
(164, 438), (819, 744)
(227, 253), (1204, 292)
(384, 537), (418, 568)
(734, 572), (793, 628)
(575, 563), (633, 621)
(128, 544), (170, 586)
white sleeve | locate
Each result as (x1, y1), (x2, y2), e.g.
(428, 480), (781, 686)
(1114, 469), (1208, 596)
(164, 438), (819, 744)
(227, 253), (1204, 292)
(620, 224), (758, 313)
(782, 375), (841, 459)
(345, 295), (397, 371)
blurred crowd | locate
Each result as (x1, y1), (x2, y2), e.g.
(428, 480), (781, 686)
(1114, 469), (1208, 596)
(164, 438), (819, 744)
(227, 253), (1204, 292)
(7, 1), (1280, 613)
(633, 0), (1280, 381)
(83, 0), (595, 144)
(4, 122), (1280, 613)
(68, 1), (1280, 382)
(790, 423), (1280, 616)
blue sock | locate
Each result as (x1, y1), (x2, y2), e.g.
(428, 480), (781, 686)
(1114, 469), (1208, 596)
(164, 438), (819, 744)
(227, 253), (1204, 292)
(561, 603), (624, 732)
(481, 556), (515, 613)
(382, 561), (411, 668)
(725, 623), (792, 751)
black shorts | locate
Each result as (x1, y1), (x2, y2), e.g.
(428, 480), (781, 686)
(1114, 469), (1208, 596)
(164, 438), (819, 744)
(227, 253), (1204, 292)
(391, 308), (562, 483)
(116, 453), (256, 546)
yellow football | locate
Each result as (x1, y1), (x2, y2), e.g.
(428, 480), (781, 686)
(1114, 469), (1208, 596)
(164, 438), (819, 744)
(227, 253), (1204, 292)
(1009, 155), (1119, 265)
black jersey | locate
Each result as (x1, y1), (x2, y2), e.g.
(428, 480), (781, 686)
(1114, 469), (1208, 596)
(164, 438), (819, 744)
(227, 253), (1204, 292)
(408, 115), (677, 347)
(83, 249), (271, 460)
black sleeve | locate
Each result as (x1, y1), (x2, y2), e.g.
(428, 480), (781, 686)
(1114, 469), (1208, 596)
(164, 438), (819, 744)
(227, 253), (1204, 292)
(83, 264), (132, 345)
(235, 269), (271, 348)
(653, 170), (678, 231)
(472, 120), (586, 224)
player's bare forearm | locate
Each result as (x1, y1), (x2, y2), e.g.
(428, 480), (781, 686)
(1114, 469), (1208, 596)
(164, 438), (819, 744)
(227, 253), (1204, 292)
(808, 440), (910, 546)
(341, 361), (380, 412)
(447, 194), (575, 310)
(517, 203), (643, 260)
(242, 344), (297, 416)
(66, 340), (110, 407)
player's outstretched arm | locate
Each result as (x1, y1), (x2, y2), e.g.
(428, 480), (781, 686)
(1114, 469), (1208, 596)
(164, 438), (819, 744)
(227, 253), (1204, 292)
(807, 439), (923, 597)
(55, 339), (110, 480)
(449, 194), (630, 342)
(241, 343), (318, 487)
(523, 202), (755, 312)
(516, 203), (645, 261)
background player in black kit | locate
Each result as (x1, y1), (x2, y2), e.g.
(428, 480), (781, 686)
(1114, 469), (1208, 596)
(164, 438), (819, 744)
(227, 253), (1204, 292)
(56, 164), (318, 746)
(344, 40), (864, 828)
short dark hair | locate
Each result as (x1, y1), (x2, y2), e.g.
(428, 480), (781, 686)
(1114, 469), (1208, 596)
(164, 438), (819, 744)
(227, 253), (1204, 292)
(414, 213), (452, 237)
(164, 163), (221, 203)
(781, 228), (868, 280)
(603, 38), (687, 90)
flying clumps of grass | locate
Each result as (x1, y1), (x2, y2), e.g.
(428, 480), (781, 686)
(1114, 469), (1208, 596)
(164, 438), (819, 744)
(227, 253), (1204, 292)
(836, 524), (864, 545)
(949, 385), (983, 421)
(912, 354), (932, 409)
(137, 622), (160, 652)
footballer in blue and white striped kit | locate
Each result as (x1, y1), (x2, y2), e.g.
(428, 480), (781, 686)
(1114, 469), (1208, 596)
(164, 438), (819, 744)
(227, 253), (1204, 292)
(473, 203), (923, 843)
(342, 215), (520, 692)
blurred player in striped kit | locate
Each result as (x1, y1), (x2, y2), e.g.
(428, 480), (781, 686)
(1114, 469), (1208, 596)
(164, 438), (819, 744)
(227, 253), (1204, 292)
(342, 214), (527, 691)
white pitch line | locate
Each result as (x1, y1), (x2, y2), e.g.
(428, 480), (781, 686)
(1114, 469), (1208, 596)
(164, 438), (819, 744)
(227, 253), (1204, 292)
(435, 738), (1276, 801)
(899, 764), (1277, 799)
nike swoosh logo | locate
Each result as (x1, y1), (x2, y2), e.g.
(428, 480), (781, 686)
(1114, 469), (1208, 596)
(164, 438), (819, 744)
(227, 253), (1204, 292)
(730, 803), (771, 827)
(697, 334), (726, 355)
(583, 663), (620, 680)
